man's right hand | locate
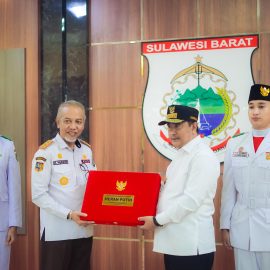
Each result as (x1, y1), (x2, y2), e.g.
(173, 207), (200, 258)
(70, 211), (95, 227)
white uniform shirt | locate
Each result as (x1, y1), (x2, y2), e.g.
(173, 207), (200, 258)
(0, 136), (22, 230)
(220, 131), (270, 251)
(31, 134), (96, 241)
(154, 136), (220, 256)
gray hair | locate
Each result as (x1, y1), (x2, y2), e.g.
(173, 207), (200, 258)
(56, 100), (86, 121)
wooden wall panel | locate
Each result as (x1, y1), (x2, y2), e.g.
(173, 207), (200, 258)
(214, 177), (223, 244)
(89, 109), (143, 171)
(91, 0), (141, 43)
(91, 239), (142, 270)
(213, 245), (235, 270)
(144, 242), (165, 270)
(0, 0), (39, 270)
(260, 0), (270, 32)
(143, 138), (170, 176)
(250, 40), (260, 84)
(94, 224), (141, 239)
(142, 0), (197, 40)
(199, 0), (257, 36)
(90, 43), (143, 108)
(141, 229), (154, 242)
(256, 34), (270, 84)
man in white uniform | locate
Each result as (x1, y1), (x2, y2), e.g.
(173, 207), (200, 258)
(139, 105), (220, 270)
(0, 135), (22, 270)
(31, 100), (96, 270)
(220, 84), (270, 270)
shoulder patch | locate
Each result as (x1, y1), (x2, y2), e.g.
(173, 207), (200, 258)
(80, 139), (91, 149)
(1, 135), (12, 141)
(232, 132), (246, 138)
(39, 140), (54, 150)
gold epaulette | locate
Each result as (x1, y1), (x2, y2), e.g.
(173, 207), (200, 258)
(80, 139), (91, 149)
(1, 135), (12, 141)
(39, 140), (54, 150)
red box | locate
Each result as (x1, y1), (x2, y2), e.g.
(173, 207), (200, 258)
(81, 170), (161, 226)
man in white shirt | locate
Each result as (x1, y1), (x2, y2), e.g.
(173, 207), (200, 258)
(220, 84), (270, 270)
(139, 104), (220, 270)
(0, 136), (22, 270)
(31, 100), (96, 270)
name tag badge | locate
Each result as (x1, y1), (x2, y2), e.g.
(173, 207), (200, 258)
(232, 147), (249, 158)
(81, 159), (91, 164)
(53, 160), (69, 165)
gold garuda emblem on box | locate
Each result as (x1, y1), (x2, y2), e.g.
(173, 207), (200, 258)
(116, 180), (127, 191)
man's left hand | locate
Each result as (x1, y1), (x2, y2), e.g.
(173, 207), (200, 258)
(138, 216), (156, 231)
(6, 226), (17, 245)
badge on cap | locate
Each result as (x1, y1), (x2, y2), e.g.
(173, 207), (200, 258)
(260, 86), (270, 97)
(167, 106), (177, 119)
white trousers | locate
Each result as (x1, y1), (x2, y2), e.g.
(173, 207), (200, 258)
(0, 231), (11, 270)
(234, 248), (270, 270)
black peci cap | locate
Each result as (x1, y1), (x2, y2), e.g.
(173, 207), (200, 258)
(248, 84), (270, 103)
(158, 105), (199, 126)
